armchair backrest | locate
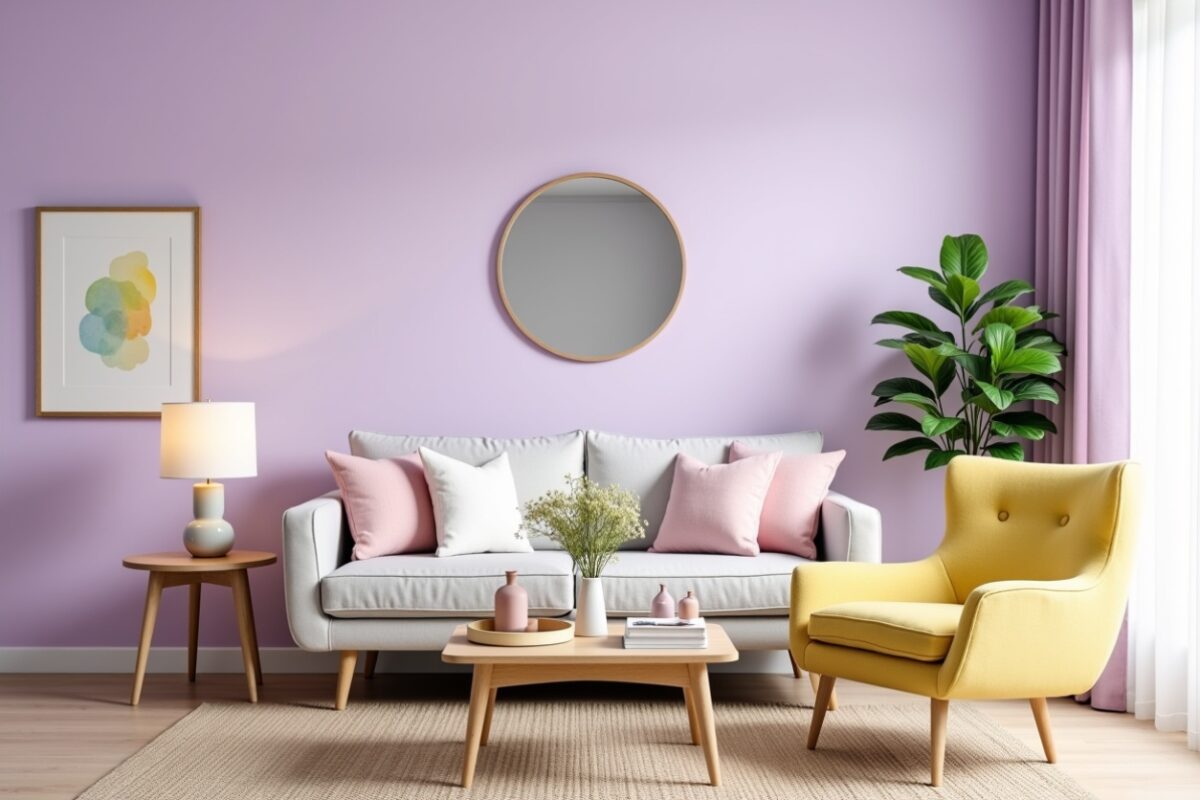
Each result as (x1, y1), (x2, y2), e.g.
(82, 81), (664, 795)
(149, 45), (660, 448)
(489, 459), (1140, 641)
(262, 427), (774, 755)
(936, 457), (1140, 603)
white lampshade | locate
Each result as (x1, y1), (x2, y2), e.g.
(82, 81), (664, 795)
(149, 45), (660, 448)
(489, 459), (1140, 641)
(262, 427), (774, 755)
(160, 402), (258, 479)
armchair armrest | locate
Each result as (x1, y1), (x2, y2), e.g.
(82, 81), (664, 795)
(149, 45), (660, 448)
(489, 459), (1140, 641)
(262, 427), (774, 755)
(790, 557), (955, 668)
(281, 491), (347, 651)
(819, 491), (883, 562)
(937, 576), (1125, 699)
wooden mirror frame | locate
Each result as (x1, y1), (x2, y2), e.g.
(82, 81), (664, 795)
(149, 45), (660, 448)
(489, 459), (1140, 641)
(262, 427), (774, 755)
(496, 172), (686, 362)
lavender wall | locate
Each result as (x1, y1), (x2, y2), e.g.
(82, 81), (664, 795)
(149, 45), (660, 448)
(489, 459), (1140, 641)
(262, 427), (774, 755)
(0, 1), (1037, 648)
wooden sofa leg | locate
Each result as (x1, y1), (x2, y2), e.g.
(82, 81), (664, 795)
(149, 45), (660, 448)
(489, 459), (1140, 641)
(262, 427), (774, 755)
(1030, 698), (1057, 763)
(806, 675), (837, 750)
(808, 672), (839, 710)
(335, 650), (358, 710)
(364, 650), (379, 679)
(931, 698), (949, 787)
(788, 650), (802, 679)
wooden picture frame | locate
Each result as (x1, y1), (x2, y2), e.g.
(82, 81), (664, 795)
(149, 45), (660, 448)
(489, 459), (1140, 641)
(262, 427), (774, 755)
(36, 207), (201, 417)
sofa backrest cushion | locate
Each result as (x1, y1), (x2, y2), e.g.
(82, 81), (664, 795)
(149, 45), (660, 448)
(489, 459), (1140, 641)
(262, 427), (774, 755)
(348, 430), (585, 550)
(584, 431), (823, 549)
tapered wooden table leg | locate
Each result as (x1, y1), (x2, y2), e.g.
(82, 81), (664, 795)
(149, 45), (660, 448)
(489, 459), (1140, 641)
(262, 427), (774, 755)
(241, 575), (263, 686)
(130, 573), (165, 706)
(187, 582), (200, 683)
(230, 571), (259, 703)
(462, 665), (493, 788)
(481, 688), (497, 746)
(683, 686), (702, 745)
(687, 663), (721, 786)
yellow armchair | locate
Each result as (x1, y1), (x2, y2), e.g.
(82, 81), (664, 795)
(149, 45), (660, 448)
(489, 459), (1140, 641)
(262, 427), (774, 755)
(790, 456), (1139, 786)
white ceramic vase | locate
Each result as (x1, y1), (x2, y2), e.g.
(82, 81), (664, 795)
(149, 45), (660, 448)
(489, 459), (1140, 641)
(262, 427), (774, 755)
(576, 577), (608, 637)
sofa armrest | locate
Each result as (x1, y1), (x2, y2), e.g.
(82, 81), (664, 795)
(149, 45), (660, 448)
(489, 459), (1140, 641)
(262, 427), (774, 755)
(282, 491), (346, 651)
(819, 491), (882, 563)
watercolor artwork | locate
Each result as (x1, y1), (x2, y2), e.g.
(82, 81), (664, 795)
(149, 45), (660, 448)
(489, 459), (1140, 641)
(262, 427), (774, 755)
(38, 208), (199, 416)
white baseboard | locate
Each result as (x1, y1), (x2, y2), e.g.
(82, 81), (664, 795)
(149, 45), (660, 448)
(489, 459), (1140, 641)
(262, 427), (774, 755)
(0, 647), (793, 675)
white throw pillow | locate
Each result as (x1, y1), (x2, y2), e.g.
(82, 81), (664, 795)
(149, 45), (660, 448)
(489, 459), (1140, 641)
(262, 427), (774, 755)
(419, 447), (531, 557)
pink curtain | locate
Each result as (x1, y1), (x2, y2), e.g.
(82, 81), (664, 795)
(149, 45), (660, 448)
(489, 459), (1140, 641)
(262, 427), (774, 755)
(1033, 0), (1132, 711)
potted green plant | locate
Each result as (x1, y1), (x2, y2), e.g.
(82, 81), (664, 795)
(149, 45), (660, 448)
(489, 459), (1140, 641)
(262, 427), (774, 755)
(521, 475), (646, 636)
(867, 234), (1066, 468)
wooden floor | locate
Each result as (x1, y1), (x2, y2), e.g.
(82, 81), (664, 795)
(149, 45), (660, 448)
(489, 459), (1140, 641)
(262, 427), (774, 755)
(1, 672), (1197, 799)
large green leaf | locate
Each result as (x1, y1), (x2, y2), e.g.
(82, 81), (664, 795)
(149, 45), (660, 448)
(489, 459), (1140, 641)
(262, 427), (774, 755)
(983, 323), (1016, 365)
(991, 410), (1058, 440)
(944, 274), (981, 316)
(872, 310), (944, 334)
(1009, 379), (1060, 404)
(903, 343), (947, 383)
(897, 266), (946, 289)
(928, 286), (959, 316)
(994, 348), (1061, 376)
(974, 380), (1014, 411)
(882, 437), (941, 461)
(925, 448), (966, 469)
(875, 338), (909, 349)
(940, 234), (988, 280)
(890, 392), (940, 414)
(871, 377), (936, 402)
(970, 279), (1034, 313)
(1015, 329), (1066, 354)
(974, 305), (1044, 332)
(866, 412), (924, 432)
(986, 441), (1026, 461)
(921, 413), (963, 437)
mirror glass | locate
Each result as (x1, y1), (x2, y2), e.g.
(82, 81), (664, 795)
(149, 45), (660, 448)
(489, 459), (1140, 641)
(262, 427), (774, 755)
(498, 173), (685, 361)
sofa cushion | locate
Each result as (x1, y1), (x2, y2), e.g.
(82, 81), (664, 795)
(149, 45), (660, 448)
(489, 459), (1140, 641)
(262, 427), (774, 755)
(597, 551), (810, 616)
(585, 431), (822, 548)
(349, 430), (585, 549)
(808, 601), (963, 662)
(321, 551), (575, 618)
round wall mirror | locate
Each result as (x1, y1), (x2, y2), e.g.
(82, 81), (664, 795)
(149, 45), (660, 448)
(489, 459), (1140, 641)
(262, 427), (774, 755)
(497, 172), (685, 361)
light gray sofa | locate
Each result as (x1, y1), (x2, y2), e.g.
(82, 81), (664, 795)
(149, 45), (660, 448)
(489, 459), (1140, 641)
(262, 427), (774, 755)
(283, 430), (881, 707)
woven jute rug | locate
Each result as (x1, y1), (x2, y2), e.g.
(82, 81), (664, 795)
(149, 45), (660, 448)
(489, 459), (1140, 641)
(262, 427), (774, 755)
(77, 699), (1091, 799)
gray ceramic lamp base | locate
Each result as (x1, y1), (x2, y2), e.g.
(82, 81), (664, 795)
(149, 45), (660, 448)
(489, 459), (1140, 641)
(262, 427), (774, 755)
(184, 481), (235, 557)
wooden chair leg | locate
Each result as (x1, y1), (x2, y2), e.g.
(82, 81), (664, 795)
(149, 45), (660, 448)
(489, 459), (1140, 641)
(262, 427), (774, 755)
(788, 649), (802, 679)
(363, 650), (379, 679)
(1030, 697), (1057, 763)
(806, 675), (837, 750)
(808, 671), (839, 710)
(335, 650), (357, 710)
(931, 698), (949, 787)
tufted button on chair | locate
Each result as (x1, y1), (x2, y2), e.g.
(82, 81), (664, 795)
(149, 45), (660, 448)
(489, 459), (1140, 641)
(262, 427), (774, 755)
(789, 456), (1140, 787)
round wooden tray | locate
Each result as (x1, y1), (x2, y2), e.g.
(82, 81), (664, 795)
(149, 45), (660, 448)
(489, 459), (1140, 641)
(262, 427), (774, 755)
(466, 618), (575, 647)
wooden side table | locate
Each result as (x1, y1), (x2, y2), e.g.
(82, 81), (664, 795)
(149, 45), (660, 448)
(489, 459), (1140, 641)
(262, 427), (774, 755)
(123, 550), (276, 705)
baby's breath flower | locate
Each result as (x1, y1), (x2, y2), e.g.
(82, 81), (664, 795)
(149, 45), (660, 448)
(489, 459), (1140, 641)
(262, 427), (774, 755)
(519, 475), (646, 578)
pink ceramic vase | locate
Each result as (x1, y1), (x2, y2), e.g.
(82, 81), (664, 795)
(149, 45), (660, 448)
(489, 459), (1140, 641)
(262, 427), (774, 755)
(494, 570), (528, 632)
(678, 590), (700, 620)
(651, 584), (675, 618)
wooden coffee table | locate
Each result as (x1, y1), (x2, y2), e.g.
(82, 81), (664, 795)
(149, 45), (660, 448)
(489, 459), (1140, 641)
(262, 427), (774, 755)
(441, 621), (738, 788)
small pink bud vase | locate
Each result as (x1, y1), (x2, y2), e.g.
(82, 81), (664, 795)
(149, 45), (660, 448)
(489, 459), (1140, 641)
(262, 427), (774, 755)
(678, 590), (699, 620)
(651, 584), (675, 618)
(494, 570), (528, 632)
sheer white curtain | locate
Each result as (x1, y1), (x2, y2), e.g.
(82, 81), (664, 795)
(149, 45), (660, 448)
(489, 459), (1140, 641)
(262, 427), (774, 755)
(1129, 0), (1200, 751)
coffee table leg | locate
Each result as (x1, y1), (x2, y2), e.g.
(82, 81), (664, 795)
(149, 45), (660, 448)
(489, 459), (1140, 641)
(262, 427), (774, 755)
(683, 687), (701, 745)
(462, 664), (493, 788)
(481, 688), (497, 746)
(130, 572), (165, 706)
(688, 663), (721, 786)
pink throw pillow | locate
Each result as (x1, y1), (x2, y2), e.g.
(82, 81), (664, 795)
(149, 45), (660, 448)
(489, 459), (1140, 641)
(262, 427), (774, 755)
(650, 452), (782, 556)
(325, 451), (436, 560)
(729, 442), (846, 559)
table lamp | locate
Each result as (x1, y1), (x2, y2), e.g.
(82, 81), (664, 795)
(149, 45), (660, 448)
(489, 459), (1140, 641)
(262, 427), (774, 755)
(160, 401), (257, 557)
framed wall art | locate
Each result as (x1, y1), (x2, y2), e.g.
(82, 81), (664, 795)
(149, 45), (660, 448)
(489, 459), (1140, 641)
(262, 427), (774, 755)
(36, 207), (200, 417)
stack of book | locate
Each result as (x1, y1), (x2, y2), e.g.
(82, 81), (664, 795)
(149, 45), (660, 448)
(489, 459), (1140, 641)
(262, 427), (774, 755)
(623, 617), (708, 649)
